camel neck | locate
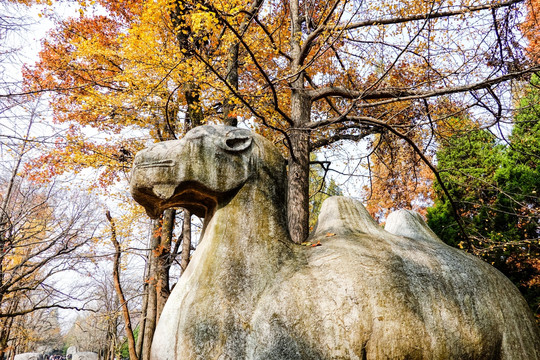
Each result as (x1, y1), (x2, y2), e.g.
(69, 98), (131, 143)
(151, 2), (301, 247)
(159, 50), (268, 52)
(206, 182), (290, 247)
(184, 181), (294, 301)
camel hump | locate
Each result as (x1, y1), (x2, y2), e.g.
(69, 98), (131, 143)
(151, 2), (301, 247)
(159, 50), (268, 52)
(385, 209), (444, 244)
(310, 196), (387, 238)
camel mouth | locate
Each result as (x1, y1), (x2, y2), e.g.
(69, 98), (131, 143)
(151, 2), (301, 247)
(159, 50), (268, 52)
(133, 181), (239, 219)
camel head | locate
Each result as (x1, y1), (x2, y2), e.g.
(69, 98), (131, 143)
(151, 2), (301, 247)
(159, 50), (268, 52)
(130, 125), (286, 219)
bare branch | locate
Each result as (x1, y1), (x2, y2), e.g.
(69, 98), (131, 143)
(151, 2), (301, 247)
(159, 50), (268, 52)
(307, 114), (472, 246)
(337, 0), (524, 32)
(307, 66), (540, 103)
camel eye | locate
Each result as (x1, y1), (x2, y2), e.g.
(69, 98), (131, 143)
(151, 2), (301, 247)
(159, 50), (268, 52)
(225, 136), (251, 150)
(219, 131), (252, 152)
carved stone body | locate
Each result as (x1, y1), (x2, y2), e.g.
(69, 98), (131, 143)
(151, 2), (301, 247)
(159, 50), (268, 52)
(70, 352), (98, 360)
(130, 125), (540, 359)
(65, 346), (77, 358)
(13, 353), (43, 360)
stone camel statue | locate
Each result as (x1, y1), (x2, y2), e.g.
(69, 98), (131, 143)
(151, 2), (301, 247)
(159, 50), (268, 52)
(130, 125), (540, 359)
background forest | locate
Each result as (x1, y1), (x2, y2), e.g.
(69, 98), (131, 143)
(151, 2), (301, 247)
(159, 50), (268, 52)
(1, 0), (538, 358)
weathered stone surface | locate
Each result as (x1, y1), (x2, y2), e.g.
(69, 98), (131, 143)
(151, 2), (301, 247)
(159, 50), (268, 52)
(385, 209), (444, 244)
(65, 346), (77, 357)
(130, 125), (540, 360)
(13, 353), (42, 360)
(70, 352), (98, 360)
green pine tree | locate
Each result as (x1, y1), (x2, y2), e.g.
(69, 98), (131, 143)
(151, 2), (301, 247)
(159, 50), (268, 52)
(427, 76), (540, 323)
(426, 129), (504, 248)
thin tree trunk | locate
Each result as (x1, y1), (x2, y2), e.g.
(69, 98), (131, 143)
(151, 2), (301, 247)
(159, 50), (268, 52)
(141, 268), (156, 360)
(135, 260), (149, 358)
(0, 315), (14, 360)
(107, 335), (115, 360)
(140, 220), (160, 360)
(223, 44), (239, 126)
(156, 209), (175, 317)
(180, 210), (192, 274)
(106, 211), (138, 360)
(185, 83), (204, 128)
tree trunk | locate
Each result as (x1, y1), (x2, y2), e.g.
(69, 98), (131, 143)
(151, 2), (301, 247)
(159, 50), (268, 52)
(185, 83), (203, 128)
(139, 207), (178, 360)
(107, 334), (116, 360)
(0, 315), (14, 360)
(286, 0), (312, 244)
(107, 211), (139, 360)
(141, 268), (156, 360)
(135, 260), (149, 358)
(140, 220), (160, 360)
(222, 44), (239, 126)
(180, 210), (192, 274)
(156, 209), (175, 317)
(287, 126), (311, 244)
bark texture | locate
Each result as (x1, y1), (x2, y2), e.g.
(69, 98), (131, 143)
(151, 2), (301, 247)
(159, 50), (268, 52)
(286, 128), (310, 243)
(180, 210), (191, 274)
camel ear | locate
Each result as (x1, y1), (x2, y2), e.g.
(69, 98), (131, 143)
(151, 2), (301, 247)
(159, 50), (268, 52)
(219, 130), (253, 152)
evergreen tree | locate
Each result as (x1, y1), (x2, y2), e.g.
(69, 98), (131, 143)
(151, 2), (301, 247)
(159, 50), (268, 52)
(427, 129), (504, 248)
(494, 75), (540, 243)
(427, 77), (540, 322)
(491, 77), (540, 321)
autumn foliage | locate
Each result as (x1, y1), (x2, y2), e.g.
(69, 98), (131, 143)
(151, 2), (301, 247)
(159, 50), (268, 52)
(22, 0), (206, 188)
(523, 0), (540, 62)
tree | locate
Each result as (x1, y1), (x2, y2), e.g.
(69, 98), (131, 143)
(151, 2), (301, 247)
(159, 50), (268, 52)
(522, 0), (540, 62)
(363, 134), (435, 222)
(492, 75), (539, 322)
(106, 211), (138, 360)
(165, 0), (538, 243)
(0, 98), (105, 359)
(64, 313), (110, 356)
(427, 128), (505, 247)
(361, 97), (471, 222)
(9, 0), (540, 246)
(21, 0), (538, 248)
(21, 3), (202, 356)
(5, 307), (63, 358)
(62, 264), (143, 360)
(427, 81), (540, 321)
(0, 176), (103, 355)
